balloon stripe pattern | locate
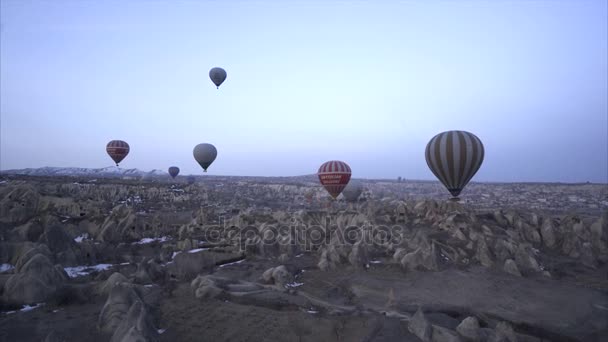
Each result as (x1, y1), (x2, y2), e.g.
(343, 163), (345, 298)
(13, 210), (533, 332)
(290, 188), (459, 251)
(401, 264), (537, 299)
(106, 140), (130, 166)
(318, 160), (352, 199)
(425, 130), (484, 197)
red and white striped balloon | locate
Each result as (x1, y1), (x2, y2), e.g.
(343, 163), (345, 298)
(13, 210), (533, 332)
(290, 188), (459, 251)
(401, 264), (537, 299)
(106, 140), (130, 166)
(317, 160), (352, 199)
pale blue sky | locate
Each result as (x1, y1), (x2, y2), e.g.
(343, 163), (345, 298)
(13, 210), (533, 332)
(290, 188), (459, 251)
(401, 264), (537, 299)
(1, 0), (607, 182)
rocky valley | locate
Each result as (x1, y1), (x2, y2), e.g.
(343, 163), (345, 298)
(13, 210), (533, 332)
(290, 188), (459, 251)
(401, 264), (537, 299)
(0, 173), (607, 342)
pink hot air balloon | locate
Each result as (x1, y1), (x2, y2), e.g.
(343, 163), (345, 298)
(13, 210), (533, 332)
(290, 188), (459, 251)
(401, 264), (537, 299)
(317, 161), (351, 199)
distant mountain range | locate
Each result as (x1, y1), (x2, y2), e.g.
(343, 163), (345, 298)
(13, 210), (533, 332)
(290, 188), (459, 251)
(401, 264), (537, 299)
(0, 166), (323, 182)
(0, 166), (415, 183)
(0, 166), (170, 179)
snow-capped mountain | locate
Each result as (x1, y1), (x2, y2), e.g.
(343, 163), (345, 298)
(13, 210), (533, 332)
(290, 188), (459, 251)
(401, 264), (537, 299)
(1, 166), (170, 179)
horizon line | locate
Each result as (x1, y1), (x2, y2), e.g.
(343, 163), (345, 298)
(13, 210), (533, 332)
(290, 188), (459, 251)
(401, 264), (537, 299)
(0, 165), (606, 185)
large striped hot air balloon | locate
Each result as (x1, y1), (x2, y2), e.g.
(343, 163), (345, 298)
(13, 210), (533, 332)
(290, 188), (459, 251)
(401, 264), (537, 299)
(425, 130), (484, 198)
(318, 161), (352, 199)
(209, 67), (227, 89)
(106, 140), (130, 166)
(168, 166), (180, 179)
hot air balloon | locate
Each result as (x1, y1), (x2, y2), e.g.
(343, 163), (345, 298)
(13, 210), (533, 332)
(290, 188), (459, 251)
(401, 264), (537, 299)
(341, 180), (363, 202)
(193, 143), (217, 172)
(168, 166), (180, 179)
(209, 67), (227, 89)
(106, 140), (130, 166)
(318, 161), (351, 199)
(425, 130), (484, 198)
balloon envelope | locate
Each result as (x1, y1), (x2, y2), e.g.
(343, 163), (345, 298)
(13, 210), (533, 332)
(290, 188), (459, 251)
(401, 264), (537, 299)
(317, 161), (351, 199)
(168, 166), (180, 178)
(193, 143), (217, 172)
(106, 140), (129, 166)
(341, 180), (363, 202)
(209, 67), (227, 88)
(425, 130), (484, 197)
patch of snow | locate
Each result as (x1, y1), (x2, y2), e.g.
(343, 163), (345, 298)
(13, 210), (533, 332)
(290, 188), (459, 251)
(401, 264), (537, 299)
(129, 196), (143, 204)
(295, 254), (304, 258)
(64, 264), (113, 278)
(133, 236), (171, 245)
(0, 180), (8, 184)
(370, 260), (382, 264)
(74, 233), (89, 243)
(158, 329), (166, 334)
(0, 263), (15, 273)
(144, 284), (155, 288)
(218, 259), (245, 268)
(187, 248), (210, 254)
(171, 251), (182, 259)
(286, 282), (304, 288)
(119, 262), (130, 265)
(53, 309), (60, 313)
(307, 310), (318, 314)
(148, 169), (166, 176)
(20, 303), (45, 312)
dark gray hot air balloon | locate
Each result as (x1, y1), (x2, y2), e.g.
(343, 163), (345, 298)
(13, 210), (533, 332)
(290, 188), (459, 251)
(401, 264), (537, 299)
(168, 166), (180, 179)
(193, 143), (217, 172)
(341, 180), (363, 202)
(425, 130), (484, 198)
(209, 67), (227, 89)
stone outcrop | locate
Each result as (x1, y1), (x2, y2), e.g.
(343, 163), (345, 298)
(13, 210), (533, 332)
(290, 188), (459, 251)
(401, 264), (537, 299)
(98, 281), (160, 342)
(261, 265), (293, 288)
(3, 252), (67, 305)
